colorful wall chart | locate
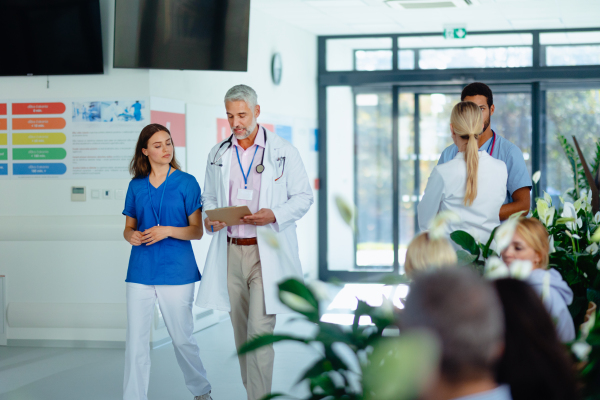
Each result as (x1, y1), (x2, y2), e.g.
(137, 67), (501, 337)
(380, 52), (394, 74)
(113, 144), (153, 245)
(0, 98), (149, 179)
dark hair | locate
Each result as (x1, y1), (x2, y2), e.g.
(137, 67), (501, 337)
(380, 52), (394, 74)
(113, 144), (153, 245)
(130, 123), (181, 178)
(402, 268), (504, 382)
(493, 279), (580, 400)
(461, 82), (493, 108)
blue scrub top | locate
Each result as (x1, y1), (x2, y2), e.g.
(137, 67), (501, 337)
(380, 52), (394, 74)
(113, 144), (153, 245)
(438, 130), (532, 204)
(122, 169), (203, 285)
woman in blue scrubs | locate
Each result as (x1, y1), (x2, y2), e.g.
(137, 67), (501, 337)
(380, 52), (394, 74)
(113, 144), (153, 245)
(122, 123), (212, 400)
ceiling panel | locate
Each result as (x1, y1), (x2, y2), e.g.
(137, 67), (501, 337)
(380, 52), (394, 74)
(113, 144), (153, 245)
(251, 0), (600, 35)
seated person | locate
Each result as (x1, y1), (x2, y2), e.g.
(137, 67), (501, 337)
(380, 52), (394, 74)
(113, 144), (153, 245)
(501, 218), (575, 342)
(419, 101), (507, 246)
(404, 232), (457, 279)
(493, 278), (579, 400)
(402, 268), (512, 400)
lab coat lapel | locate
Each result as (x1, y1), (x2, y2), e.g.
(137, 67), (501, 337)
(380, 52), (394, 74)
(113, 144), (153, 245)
(220, 142), (233, 207)
(259, 129), (279, 210)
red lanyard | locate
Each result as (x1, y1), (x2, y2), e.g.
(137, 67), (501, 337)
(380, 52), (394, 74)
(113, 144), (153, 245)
(487, 131), (496, 156)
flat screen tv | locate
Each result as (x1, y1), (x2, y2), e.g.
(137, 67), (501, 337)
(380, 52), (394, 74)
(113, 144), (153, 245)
(0, 0), (104, 76)
(114, 0), (250, 72)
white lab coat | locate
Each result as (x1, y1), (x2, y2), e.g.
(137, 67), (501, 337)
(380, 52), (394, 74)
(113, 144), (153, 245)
(418, 151), (507, 245)
(195, 127), (314, 315)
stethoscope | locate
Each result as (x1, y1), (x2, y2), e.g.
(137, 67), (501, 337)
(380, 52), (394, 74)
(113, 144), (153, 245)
(211, 126), (266, 174)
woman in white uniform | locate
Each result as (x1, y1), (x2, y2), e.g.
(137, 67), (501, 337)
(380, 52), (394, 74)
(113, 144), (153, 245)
(418, 101), (508, 245)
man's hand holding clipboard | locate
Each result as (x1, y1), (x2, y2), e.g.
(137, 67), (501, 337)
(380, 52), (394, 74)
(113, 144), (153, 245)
(204, 206), (276, 232)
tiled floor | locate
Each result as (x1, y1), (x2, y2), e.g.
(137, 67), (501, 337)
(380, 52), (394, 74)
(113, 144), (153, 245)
(0, 283), (400, 400)
(0, 314), (319, 400)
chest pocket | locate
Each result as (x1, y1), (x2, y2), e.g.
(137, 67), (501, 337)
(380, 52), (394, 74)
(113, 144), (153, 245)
(273, 177), (287, 204)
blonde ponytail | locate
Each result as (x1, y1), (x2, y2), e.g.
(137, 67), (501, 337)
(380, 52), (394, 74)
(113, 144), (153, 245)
(450, 101), (484, 206)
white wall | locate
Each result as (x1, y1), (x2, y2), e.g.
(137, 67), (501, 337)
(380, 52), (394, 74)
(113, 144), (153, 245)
(0, 0), (317, 346)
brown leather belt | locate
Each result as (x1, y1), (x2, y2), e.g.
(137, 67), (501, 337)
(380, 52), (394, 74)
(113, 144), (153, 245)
(228, 237), (258, 246)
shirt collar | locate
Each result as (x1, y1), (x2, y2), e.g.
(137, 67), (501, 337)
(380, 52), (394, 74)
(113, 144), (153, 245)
(232, 125), (265, 149)
(479, 129), (496, 150)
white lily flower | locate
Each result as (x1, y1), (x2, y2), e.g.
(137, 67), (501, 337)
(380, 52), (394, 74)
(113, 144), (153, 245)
(545, 207), (555, 227)
(429, 211), (460, 240)
(536, 199), (549, 225)
(308, 280), (330, 302)
(495, 217), (520, 254)
(593, 227), (600, 243)
(561, 203), (578, 231)
(577, 218), (583, 229)
(509, 259), (533, 280)
(544, 192), (552, 206)
(572, 341), (592, 362)
(549, 235), (556, 254)
(586, 243), (599, 255)
(574, 198), (583, 213)
(532, 171), (541, 184)
(484, 257), (510, 280)
(280, 291), (316, 313)
(573, 233), (582, 240)
(594, 212), (600, 224)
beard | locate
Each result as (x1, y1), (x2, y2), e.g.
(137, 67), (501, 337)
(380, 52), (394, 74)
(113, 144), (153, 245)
(483, 114), (491, 133)
(232, 119), (257, 140)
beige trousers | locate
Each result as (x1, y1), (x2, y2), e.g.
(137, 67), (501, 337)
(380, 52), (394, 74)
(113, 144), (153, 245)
(227, 243), (277, 400)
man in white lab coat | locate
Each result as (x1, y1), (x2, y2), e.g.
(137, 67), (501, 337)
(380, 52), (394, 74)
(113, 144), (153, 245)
(196, 85), (314, 400)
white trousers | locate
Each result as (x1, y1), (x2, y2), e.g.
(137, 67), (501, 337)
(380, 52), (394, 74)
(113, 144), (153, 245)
(123, 282), (211, 400)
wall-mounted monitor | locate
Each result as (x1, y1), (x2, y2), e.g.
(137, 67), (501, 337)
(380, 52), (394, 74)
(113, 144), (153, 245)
(0, 0), (104, 77)
(114, 0), (250, 72)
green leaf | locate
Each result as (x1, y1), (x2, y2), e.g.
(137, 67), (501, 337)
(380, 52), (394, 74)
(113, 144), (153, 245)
(483, 226), (498, 259)
(362, 332), (440, 400)
(278, 278), (319, 321)
(334, 194), (354, 228)
(456, 250), (478, 266)
(258, 394), (287, 400)
(450, 230), (480, 256)
(299, 357), (333, 382)
(316, 322), (354, 347)
(588, 289), (600, 305)
(556, 217), (576, 225)
(237, 334), (307, 355)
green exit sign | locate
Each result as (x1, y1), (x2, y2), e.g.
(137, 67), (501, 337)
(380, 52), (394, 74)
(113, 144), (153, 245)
(443, 28), (467, 39)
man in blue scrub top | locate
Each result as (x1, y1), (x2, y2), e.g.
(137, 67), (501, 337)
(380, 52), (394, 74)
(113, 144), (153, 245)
(438, 82), (532, 220)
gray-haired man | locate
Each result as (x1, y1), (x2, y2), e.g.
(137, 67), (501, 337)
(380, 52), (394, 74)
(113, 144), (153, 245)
(402, 268), (512, 400)
(196, 85), (313, 399)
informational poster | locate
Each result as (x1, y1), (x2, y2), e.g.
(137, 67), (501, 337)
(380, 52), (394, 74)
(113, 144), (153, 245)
(0, 98), (149, 179)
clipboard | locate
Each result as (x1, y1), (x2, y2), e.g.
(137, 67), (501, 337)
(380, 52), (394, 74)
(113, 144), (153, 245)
(205, 206), (252, 226)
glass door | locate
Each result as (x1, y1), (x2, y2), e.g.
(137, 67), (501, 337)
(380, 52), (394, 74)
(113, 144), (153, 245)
(322, 84), (533, 281)
(397, 86), (532, 268)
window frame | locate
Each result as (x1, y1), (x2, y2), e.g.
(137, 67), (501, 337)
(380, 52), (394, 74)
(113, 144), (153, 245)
(318, 27), (600, 282)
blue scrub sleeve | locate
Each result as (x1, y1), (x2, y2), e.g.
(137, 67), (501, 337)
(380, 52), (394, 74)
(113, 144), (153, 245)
(506, 146), (533, 195)
(184, 178), (203, 216)
(122, 182), (136, 218)
(437, 145), (457, 166)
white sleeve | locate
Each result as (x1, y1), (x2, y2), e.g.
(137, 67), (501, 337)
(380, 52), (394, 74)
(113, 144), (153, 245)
(417, 168), (444, 232)
(201, 150), (219, 235)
